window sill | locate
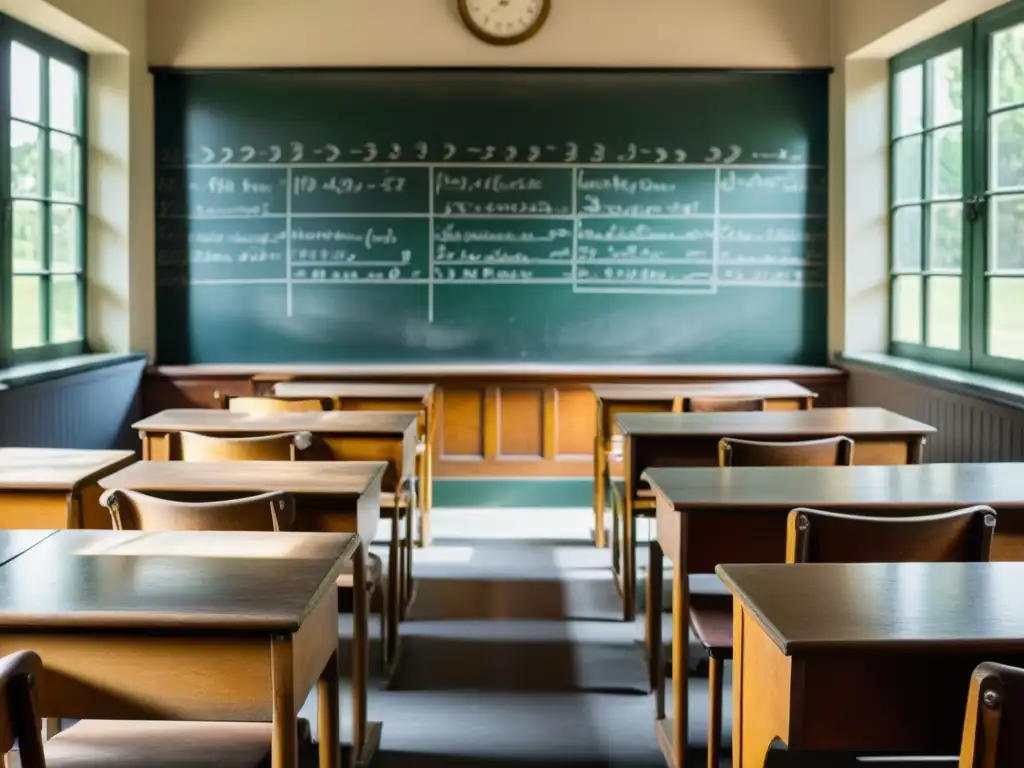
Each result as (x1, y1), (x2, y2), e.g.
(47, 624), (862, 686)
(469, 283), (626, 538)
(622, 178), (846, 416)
(0, 352), (148, 391)
(837, 352), (1024, 412)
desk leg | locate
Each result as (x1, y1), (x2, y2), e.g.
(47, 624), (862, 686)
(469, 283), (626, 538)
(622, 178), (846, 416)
(623, 496), (636, 622)
(318, 649), (340, 768)
(419, 443), (433, 548)
(647, 539), (663, 693)
(671, 566), (687, 768)
(351, 543), (368, 759)
(386, 509), (400, 665)
(593, 435), (607, 548)
(271, 635), (299, 768)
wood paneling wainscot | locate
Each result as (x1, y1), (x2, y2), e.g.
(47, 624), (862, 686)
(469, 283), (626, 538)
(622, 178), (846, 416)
(142, 364), (848, 479)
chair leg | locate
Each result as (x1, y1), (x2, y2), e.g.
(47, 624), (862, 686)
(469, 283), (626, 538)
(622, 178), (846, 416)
(623, 505), (636, 622)
(611, 496), (621, 576)
(708, 655), (724, 768)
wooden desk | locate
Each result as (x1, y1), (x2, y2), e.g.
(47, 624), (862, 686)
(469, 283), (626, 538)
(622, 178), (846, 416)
(0, 448), (137, 529)
(0, 528), (371, 768)
(269, 381), (436, 546)
(591, 380), (816, 548)
(717, 562), (1024, 768)
(614, 407), (935, 622)
(645, 461), (1024, 768)
(0, 529), (57, 564)
(98, 459), (400, 677)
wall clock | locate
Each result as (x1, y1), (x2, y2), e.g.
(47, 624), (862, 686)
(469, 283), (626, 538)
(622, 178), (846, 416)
(458, 0), (551, 46)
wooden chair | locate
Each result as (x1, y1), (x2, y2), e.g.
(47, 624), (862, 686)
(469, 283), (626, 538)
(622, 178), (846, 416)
(688, 434), (855, 768)
(0, 649), (311, 767)
(226, 396), (331, 414)
(178, 431), (312, 461)
(680, 396), (767, 413)
(960, 662), (1024, 768)
(719, 435), (855, 467)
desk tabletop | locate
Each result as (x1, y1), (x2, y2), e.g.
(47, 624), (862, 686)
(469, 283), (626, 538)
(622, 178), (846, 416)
(272, 382), (434, 399)
(644, 463), (1024, 511)
(616, 407), (935, 438)
(592, 379), (815, 402)
(0, 529), (357, 632)
(0, 530), (57, 565)
(0, 448), (137, 491)
(717, 561), (1024, 654)
(133, 409), (418, 436)
(99, 460), (386, 496)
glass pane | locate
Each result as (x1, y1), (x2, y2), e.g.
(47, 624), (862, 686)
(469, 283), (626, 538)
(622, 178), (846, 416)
(992, 22), (1024, 109)
(894, 65), (924, 136)
(893, 206), (923, 271)
(11, 121), (42, 196)
(12, 276), (43, 350)
(929, 49), (963, 126)
(991, 109), (1024, 190)
(50, 133), (80, 201)
(50, 275), (80, 343)
(892, 275), (923, 344)
(990, 195), (1024, 271)
(926, 276), (961, 350)
(894, 135), (923, 202)
(929, 126), (962, 197)
(48, 58), (80, 134)
(12, 200), (43, 271)
(52, 204), (80, 271)
(11, 42), (41, 122)
(929, 203), (963, 270)
(989, 278), (1024, 359)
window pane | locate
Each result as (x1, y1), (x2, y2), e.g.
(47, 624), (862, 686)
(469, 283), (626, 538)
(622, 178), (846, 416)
(12, 276), (43, 350)
(929, 126), (962, 197)
(992, 22), (1024, 109)
(11, 42), (41, 123)
(989, 278), (1024, 360)
(990, 195), (1024, 271)
(50, 133), (80, 201)
(991, 109), (1024, 189)
(12, 200), (43, 271)
(51, 204), (80, 271)
(50, 275), (80, 343)
(48, 58), (80, 134)
(929, 203), (963, 270)
(926, 276), (961, 350)
(929, 49), (963, 125)
(893, 275), (923, 344)
(11, 121), (42, 196)
(895, 65), (924, 136)
(893, 206), (923, 271)
(894, 135), (923, 202)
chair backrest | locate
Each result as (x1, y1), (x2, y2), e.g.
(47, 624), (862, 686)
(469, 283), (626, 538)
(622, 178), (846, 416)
(682, 397), (766, 413)
(228, 396), (330, 414)
(719, 436), (855, 467)
(0, 650), (45, 768)
(786, 505), (996, 564)
(178, 431), (312, 461)
(960, 662), (1024, 768)
(101, 489), (296, 532)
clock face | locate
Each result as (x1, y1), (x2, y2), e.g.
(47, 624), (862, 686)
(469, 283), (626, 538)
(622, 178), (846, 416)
(461, 0), (549, 43)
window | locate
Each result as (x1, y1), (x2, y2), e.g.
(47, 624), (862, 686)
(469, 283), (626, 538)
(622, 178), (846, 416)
(0, 17), (86, 366)
(889, 2), (1024, 379)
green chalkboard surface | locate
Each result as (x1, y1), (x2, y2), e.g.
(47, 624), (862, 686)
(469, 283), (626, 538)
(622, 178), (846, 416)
(154, 69), (829, 364)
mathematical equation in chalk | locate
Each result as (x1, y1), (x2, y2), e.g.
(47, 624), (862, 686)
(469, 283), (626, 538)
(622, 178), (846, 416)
(159, 141), (809, 167)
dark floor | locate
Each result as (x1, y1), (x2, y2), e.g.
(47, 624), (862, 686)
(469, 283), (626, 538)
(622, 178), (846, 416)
(300, 508), (731, 768)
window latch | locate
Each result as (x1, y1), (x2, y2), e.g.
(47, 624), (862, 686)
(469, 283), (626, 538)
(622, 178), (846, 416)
(965, 195), (986, 223)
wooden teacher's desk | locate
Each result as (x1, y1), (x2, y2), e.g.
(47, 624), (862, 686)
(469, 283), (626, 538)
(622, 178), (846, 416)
(0, 528), (369, 768)
(645, 462), (1024, 768)
(718, 562), (1024, 768)
(267, 381), (437, 544)
(0, 448), (137, 529)
(590, 379), (816, 548)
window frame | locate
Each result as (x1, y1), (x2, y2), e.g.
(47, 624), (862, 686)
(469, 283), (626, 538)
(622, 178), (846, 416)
(0, 15), (87, 368)
(888, 3), (1024, 380)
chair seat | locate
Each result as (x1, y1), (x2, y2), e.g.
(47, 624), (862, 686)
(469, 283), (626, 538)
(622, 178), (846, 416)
(40, 718), (310, 768)
(610, 480), (656, 516)
(337, 552), (383, 589)
(688, 594), (734, 658)
(380, 490), (411, 513)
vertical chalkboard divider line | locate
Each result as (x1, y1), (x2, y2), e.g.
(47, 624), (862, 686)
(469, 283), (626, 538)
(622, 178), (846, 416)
(427, 165), (435, 323)
(285, 166), (294, 317)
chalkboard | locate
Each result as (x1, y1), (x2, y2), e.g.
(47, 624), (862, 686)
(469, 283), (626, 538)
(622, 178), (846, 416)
(153, 69), (829, 364)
